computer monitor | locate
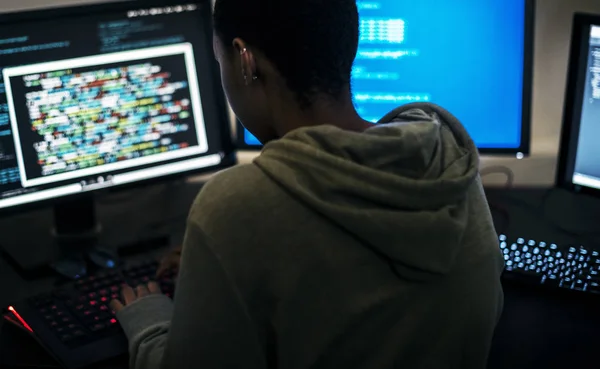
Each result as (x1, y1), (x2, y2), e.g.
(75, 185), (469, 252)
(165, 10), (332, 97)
(0, 0), (234, 220)
(237, 0), (534, 156)
(0, 1), (235, 274)
(557, 13), (600, 196)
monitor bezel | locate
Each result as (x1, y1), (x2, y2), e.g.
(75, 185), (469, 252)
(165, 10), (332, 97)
(556, 13), (600, 197)
(235, 0), (535, 155)
(0, 0), (236, 216)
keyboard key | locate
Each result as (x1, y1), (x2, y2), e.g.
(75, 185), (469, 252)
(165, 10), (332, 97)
(90, 323), (107, 332)
(544, 275), (560, 287)
(589, 282), (600, 292)
(52, 289), (70, 300)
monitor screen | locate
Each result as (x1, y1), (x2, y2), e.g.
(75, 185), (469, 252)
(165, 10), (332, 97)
(240, 0), (532, 154)
(566, 24), (600, 191)
(0, 2), (232, 211)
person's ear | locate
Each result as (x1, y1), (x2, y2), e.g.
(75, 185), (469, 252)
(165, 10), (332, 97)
(232, 38), (258, 86)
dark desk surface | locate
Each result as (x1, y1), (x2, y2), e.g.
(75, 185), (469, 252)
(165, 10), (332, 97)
(0, 181), (199, 369)
(2, 187), (600, 369)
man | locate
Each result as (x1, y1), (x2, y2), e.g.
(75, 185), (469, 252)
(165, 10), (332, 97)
(111, 0), (504, 368)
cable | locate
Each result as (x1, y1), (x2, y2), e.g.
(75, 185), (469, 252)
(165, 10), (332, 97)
(480, 166), (515, 188)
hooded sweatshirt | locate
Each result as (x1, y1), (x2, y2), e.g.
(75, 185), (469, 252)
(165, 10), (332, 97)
(116, 103), (504, 369)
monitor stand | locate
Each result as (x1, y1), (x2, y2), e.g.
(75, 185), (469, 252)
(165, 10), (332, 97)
(0, 195), (121, 280)
(50, 195), (115, 280)
(0, 183), (186, 279)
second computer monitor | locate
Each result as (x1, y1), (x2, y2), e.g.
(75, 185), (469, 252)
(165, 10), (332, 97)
(239, 0), (534, 155)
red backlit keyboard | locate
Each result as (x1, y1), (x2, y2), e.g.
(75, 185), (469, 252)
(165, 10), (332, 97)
(6, 260), (176, 369)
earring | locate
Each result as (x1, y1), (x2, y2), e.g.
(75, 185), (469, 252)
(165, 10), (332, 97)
(240, 47), (257, 83)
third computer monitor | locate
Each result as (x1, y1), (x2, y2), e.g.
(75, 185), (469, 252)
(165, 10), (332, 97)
(557, 14), (600, 195)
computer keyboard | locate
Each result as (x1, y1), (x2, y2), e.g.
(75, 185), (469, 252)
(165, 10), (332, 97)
(6, 236), (600, 368)
(499, 234), (600, 293)
(6, 260), (176, 369)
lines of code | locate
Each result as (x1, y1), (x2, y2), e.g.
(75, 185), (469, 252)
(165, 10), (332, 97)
(99, 20), (184, 53)
(360, 18), (405, 44)
(0, 103), (9, 137)
(22, 61), (195, 177)
(352, 1), (425, 123)
(0, 41), (70, 56)
(357, 2), (381, 10)
(356, 49), (419, 60)
(0, 167), (19, 185)
(591, 47), (600, 101)
(0, 101), (18, 184)
(352, 66), (399, 81)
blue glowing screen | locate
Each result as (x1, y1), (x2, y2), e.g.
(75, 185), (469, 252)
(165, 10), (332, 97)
(242, 0), (528, 150)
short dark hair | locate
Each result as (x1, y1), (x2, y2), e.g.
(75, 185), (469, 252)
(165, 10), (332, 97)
(213, 0), (359, 107)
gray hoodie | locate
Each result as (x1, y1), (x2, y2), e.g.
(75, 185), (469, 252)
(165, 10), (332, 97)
(117, 103), (504, 369)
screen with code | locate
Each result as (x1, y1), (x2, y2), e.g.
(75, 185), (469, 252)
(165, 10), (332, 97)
(572, 26), (600, 189)
(243, 0), (529, 152)
(0, 2), (227, 210)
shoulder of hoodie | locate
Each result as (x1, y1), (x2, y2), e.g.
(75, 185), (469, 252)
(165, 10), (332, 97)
(188, 163), (279, 228)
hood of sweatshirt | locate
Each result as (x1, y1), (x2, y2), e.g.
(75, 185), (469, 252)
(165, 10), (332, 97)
(254, 103), (482, 281)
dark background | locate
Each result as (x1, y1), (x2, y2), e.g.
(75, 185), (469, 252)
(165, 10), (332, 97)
(4, 186), (600, 368)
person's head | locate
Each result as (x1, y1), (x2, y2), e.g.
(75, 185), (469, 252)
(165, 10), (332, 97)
(213, 0), (361, 144)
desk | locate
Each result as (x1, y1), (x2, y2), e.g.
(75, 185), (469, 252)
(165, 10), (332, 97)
(2, 187), (600, 368)
(0, 181), (201, 368)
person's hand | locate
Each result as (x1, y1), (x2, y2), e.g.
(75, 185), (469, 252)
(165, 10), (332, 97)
(156, 245), (183, 278)
(110, 282), (162, 313)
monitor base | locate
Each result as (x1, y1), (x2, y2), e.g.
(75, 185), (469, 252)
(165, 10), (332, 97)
(0, 194), (166, 279)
